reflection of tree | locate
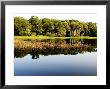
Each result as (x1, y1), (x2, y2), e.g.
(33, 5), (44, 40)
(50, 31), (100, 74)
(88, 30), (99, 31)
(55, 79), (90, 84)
(14, 49), (29, 58)
(30, 50), (39, 59)
(83, 39), (97, 46)
(14, 39), (97, 59)
(14, 46), (96, 59)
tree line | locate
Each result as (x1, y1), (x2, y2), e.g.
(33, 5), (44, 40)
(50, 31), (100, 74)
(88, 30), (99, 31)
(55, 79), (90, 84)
(14, 16), (97, 37)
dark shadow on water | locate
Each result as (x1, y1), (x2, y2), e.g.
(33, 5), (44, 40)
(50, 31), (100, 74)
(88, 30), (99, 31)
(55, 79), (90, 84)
(14, 39), (97, 76)
(14, 39), (97, 59)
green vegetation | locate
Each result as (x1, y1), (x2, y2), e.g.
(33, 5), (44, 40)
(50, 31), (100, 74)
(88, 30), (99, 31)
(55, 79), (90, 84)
(14, 36), (97, 40)
(14, 16), (97, 37)
(14, 16), (97, 51)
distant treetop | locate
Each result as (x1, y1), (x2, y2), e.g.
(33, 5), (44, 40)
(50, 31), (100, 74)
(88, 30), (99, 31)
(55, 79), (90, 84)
(14, 16), (97, 37)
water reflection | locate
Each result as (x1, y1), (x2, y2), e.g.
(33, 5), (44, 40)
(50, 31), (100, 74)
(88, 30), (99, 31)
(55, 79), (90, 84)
(14, 39), (97, 76)
(14, 39), (97, 59)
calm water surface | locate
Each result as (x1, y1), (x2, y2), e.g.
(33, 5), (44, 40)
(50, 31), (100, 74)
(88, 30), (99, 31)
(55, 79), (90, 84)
(14, 39), (97, 76)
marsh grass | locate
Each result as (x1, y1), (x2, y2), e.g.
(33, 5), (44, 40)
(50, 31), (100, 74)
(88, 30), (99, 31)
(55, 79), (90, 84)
(14, 36), (97, 50)
(14, 39), (94, 50)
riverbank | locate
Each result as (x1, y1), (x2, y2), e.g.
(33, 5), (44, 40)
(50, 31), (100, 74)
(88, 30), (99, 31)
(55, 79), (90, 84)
(14, 36), (97, 41)
(14, 37), (97, 58)
(14, 37), (97, 50)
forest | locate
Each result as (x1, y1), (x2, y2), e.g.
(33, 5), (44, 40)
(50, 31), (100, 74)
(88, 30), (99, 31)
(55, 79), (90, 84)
(14, 16), (97, 76)
(14, 16), (97, 37)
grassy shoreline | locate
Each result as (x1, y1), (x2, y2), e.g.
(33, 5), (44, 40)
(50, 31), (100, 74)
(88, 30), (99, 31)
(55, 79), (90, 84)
(14, 36), (97, 51)
(14, 36), (97, 40)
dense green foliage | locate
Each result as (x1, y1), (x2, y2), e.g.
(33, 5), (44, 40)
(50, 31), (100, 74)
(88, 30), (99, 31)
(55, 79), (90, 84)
(14, 16), (97, 37)
(14, 17), (32, 36)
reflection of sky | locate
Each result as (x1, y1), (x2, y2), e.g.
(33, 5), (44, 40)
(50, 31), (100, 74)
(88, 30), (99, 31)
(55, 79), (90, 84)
(14, 52), (97, 76)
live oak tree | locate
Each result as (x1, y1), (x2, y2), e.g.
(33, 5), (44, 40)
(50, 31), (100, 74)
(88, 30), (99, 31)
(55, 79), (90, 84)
(14, 17), (32, 36)
(29, 16), (40, 35)
(14, 16), (97, 37)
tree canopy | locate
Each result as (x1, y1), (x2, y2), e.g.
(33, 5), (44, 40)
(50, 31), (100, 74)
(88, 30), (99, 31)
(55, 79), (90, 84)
(14, 16), (97, 37)
(14, 17), (32, 36)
